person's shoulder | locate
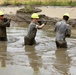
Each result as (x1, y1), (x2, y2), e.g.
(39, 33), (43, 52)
(66, 24), (70, 27)
(56, 21), (62, 25)
(30, 21), (35, 25)
(29, 22), (36, 28)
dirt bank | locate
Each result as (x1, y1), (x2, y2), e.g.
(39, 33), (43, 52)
(0, 6), (76, 19)
(1, 5), (76, 28)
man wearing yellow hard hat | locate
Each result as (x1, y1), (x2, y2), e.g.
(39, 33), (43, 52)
(54, 13), (71, 48)
(24, 13), (46, 45)
(0, 11), (11, 41)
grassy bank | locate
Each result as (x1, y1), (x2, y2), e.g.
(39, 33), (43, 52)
(0, 0), (76, 6)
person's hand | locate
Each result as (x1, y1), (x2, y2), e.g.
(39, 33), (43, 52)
(41, 21), (47, 25)
(43, 21), (47, 25)
(38, 21), (47, 25)
(3, 18), (8, 22)
(3, 18), (11, 22)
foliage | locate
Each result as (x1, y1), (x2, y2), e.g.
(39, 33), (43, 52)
(1, 0), (76, 6)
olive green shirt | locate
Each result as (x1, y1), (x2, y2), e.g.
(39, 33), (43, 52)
(0, 20), (10, 37)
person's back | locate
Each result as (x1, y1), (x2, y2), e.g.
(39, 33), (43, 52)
(55, 13), (71, 48)
(55, 20), (70, 43)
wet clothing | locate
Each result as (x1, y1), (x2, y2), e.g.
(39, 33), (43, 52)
(0, 19), (10, 41)
(56, 41), (67, 48)
(54, 20), (71, 48)
(27, 21), (38, 39)
(24, 21), (38, 45)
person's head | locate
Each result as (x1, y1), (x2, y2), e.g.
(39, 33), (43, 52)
(63, 13), (69, 21)
(31, 13), (39, 22)
(0, 11), (4, 20)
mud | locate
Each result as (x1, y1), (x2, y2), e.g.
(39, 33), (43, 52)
(16, 6), (76, 26)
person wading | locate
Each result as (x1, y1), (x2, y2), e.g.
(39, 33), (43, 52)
(54, 13), (71, 48)
(0, 11), (11, 41)
(24, 13), (46, 45)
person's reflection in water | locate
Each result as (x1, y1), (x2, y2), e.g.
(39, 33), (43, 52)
(54, 48), (71, 75)
(0, 42), (7, 67)
(25, 45), (42, 75)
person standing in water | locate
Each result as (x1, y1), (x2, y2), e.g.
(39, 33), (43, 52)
(54, 13), (71, 48)
(0, 11), (11, 41)
(24, 13), (46, 45)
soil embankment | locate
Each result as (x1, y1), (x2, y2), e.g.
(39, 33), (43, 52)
(0, 5), (76, 26)
(16, 6), (76, 27)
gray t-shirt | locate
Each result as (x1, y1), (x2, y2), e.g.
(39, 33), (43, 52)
(27, 21), (38, 39)
(54, 20), (71, 43)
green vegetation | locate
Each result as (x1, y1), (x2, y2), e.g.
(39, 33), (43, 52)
(17, 5), (41, 14)
(3, 0), (10, 6)
(1, 0), (76, 6)
(18, 5), (34, 13)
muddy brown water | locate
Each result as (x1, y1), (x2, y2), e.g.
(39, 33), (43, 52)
(0, 21), (76, 75)
(0, 6), (76, 75)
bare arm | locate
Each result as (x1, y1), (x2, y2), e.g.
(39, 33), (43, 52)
(37, 23), (45, 29)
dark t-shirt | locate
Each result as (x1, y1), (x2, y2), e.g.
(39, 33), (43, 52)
(27, 21), (38, 39)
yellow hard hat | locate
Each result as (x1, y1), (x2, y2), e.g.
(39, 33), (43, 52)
(31, 13), (39, 18)
(63, 13), (69, 17)
(0, 11), (4, 16)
